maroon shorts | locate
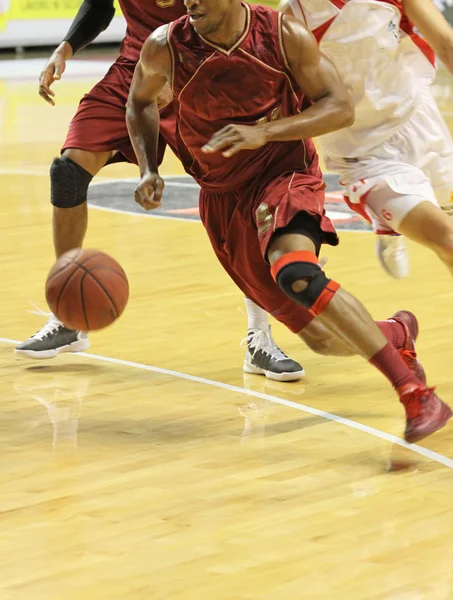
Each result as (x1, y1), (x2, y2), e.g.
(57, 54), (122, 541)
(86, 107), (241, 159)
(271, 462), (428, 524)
(199, 170), (339, 333)
(62, 57), (177, 165)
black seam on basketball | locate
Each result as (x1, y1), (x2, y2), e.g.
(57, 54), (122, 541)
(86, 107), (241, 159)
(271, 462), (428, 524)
(80, 271), (90, 331)
(55, 263), (86, 316)
(46, 249), (86, 285)
(88, 266), (128, 283)
(51, 251), (105, 291)
(47, 262), (76, 285)
(75, 265), (119, 317)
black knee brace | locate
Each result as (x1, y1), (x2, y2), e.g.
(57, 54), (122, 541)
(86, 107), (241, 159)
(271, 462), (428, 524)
(271, 250), (340, 315)
(50, 156), (93, 208)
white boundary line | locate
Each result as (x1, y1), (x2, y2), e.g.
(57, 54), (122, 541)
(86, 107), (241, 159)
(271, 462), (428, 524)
(2, 336), (453, 470)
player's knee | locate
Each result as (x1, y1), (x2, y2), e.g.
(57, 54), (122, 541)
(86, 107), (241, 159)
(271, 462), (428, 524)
(270, 250), (340, 316)
(50, 156), (93, 209)
(291, 278), (310, 293)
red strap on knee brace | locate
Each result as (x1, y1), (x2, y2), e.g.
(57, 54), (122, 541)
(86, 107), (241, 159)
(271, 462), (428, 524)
(270, 250), (318, 282)
(270, 250), (340, 317)
(309, 280), (341, 316)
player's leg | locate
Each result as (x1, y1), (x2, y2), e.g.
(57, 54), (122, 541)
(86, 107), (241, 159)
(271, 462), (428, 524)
(267, 219), (452, 443)
(52, 148), (114, 257)
(252, 167), (449, 442)
(324, 152), (410, 279)
(16, 60), (136, 359)
(341, 178), (410, 279)
(15, 148), (113, 359)
(398, 201), (453, 273)
(361, 175), (453, 274)
(395, 101), (453, 273)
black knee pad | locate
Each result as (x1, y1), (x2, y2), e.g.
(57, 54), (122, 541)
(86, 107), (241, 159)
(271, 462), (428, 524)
(271, 251), (339, 314)
(50, 156), (93, 208)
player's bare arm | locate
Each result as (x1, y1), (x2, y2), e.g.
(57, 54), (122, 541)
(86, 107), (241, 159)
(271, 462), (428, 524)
(276, 0), (294, 16)
(126, 25), (172, 210)
(403, 0), (453, 75)
(203, 15), (354, 158)
(39, 0), (115, 105)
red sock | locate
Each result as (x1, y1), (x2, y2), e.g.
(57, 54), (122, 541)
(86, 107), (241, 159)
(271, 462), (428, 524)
(369, 342), (421, 389)
(376, 320), (406, 349)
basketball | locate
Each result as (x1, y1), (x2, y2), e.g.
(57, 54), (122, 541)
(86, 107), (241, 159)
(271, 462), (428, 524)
(45, 248), (129, 331)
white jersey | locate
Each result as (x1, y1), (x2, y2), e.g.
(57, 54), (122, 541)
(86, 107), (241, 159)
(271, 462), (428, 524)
(289, 0), (437, 157)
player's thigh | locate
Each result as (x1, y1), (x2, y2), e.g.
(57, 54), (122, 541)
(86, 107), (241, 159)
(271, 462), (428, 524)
(62, 148), (115, 177)
(365, 170), (438, 233)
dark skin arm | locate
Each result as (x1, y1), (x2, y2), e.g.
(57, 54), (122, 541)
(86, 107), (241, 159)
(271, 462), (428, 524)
(126, 25), (172, 209)
(276, 1), (293, 15)
(202, 15), (354, 158)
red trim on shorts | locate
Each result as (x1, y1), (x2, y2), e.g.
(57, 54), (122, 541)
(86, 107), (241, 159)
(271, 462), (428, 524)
(310, 280), (340, 316)
(270, 250), (318, 282)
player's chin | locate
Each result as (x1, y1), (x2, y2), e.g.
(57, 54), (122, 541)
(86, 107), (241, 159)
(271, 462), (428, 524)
(190, 16), (210, 34)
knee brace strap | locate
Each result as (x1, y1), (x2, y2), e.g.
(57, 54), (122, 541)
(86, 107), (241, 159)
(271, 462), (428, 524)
(50, 156), (93, 208)
(271, 250), (340, 316)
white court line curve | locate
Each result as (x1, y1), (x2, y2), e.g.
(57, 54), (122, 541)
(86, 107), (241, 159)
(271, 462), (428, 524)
(2, 336), (453, 471)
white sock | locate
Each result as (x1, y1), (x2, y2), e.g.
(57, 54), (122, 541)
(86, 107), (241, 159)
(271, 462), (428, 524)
(244, 297), (269, 331)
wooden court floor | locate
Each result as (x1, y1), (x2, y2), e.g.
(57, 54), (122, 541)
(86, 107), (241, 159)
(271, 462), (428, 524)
(2, 60), (453, 600)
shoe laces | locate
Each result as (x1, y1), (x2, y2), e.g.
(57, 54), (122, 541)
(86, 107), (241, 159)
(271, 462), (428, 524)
(241, 327), (289, 363)
(26, 302), (63, 340)
(402, 385), (435, 419)
(399, 346), (417, 365)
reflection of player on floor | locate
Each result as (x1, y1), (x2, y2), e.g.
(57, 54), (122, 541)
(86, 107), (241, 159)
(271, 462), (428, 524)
(126, 0), (452, 443)
(15, 0), (303, 382)
(281, 0), (453, 281)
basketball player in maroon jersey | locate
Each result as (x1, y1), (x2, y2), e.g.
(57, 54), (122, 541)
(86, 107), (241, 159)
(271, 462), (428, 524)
(126, 0), (452, 443)
(15, 0), (305, 383)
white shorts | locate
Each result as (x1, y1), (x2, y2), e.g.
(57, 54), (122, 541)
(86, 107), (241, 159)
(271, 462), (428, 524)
(324, 89), (453, 233)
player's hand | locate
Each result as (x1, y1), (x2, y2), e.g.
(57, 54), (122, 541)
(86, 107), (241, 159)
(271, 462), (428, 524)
(134, 171), (164, 210)
(39, 41), (73, 106)
(202, 124), (268, 158)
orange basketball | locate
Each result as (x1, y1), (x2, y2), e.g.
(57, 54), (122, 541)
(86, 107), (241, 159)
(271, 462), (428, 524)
(45, 248), (129, 331)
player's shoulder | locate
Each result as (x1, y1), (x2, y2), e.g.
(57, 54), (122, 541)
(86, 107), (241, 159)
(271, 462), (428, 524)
(148, 23), (170, 46)
(141, 24), (171, 67)
(281, 12), (314, 43)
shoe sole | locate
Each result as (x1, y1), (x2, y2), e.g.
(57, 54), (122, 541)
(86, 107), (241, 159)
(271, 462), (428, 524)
(405, 403), (453, 444)
(243, 360), (305, 382)
(15, 338), (90, 360)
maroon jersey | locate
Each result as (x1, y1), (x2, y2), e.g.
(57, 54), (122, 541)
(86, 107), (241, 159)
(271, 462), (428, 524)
(119, 0), (186, 62)
(168, 3), (318, 190)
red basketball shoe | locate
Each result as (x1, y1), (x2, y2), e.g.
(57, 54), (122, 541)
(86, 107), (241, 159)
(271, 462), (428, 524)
(390, 310), (426, 384)
(398, 384), (453, 443)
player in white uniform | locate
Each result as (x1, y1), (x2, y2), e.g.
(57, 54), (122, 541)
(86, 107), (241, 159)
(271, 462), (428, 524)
(280, 0), (453, 280)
